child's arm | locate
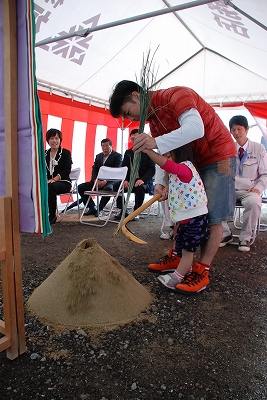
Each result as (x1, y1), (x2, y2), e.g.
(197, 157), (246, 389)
(142, 149), (167, 167)
(143, 149), (192, 183)
(162, 160), (192, 183)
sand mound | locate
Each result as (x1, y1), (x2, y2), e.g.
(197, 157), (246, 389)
(27, 238), (152, 330)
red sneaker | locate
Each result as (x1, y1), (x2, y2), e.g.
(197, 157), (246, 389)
(148, 249), (180, 272)
(175, 262), (210, 294)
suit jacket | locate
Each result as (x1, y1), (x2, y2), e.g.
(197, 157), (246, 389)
(91, 150), (122, 182)
(122, 148), (155, 195)
(235, 139), (267, 193)
(45, 147), (72, 181)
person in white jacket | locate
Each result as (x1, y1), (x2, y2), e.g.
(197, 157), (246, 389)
(220, 115), (267, 252)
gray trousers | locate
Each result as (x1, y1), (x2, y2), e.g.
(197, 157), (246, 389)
(222, 190), (262, 242)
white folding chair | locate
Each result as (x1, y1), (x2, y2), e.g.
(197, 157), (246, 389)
(122, 179), (160, 219)
(143, 178), (161, 217)
(80, 166), (128, 227)
(57, 167), (81, 221)
(140, 192), (161, 217)
(259, 196), (267, 232)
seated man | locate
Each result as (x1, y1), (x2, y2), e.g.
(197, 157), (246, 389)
(220, 115), (267, 252)
(78, 138), (122, 217)
(114, 129), (155, 220)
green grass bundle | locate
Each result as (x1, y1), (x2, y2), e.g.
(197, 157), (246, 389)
(114, 48), (159, 235)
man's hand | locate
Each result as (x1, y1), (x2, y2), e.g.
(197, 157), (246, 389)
(97, 179), (106, 189)
(123, 181), (129, 189)
(134, 179), (144, 187)
(154, 184), (168, 201)
(133, 133), (157, 153)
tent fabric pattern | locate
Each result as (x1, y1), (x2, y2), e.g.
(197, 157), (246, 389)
(34, 0), (267, 106)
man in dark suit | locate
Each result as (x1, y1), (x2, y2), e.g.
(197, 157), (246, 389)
(78, 138), (122, 216)
(114, 129), (155, 220)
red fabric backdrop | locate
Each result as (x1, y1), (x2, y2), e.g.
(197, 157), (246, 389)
(39, 91), (267, 183)
(39, 90), (139, 182)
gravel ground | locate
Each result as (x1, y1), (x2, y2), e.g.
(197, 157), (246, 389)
(0, 211), (267, 400)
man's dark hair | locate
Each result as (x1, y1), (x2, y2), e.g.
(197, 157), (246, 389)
(101, 138), (112, 146)
(46, 128), (62, 144)
(229, 115), (249, 130)
(130, 128), (139, 136)
(109, 80), (143, 118)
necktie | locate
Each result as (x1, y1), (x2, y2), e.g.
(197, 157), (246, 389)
(238, 147), (244, 160)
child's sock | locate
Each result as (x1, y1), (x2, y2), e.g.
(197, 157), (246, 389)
(157, 270), (184, 289)
(172, 270), (184, 284)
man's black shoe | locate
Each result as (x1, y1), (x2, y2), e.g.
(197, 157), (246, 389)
(114, 210), (129, 221)
(95, 210), (103, 218)
(84, 206), (97, 216)
(219, 234), (234, 248)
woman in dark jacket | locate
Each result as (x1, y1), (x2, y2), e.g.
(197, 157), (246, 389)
(45, 128), (72, 224)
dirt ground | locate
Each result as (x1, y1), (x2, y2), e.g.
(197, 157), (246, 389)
(1, 207), (267, 400)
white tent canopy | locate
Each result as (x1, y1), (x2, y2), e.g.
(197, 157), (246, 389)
(34, 0), (267, 107)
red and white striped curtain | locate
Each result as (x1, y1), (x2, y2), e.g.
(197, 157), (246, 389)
(244, 103), (267, 143)
(39, 91), (267, 205)
(213, 101), (267, 141)
(39, 90), (140, 186)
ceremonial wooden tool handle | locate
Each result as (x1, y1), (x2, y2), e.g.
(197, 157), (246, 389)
(121, 193), (162, 245)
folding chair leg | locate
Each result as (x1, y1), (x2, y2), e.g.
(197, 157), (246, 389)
(231, 217), (259, 246)
(57, 193), (72, 222)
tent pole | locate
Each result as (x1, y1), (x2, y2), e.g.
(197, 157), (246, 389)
(162, 0), (205, 47)
(225, 1), (267, 31)
(152, 49), (203, 88)
(35, 0), (215, 47)
(121, 117), (125, 156)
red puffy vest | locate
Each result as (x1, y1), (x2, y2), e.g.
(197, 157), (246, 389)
(148, 87), (236, 167)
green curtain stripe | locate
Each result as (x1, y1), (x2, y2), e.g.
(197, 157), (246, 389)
(29, 0), (51, 235)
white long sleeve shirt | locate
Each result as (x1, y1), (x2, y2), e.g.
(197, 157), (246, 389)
(154, 108), (204, 186)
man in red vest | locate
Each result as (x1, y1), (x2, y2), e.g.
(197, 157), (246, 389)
(109, 80), (237, 295)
